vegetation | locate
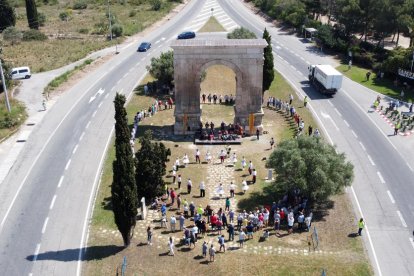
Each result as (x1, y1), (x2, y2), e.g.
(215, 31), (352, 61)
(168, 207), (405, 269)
(22, 29), (47, 41)
(0, 0), (16, 32)
(227, 27), (257, 39)
(266, 136), (354, 202)
(0, 98), (27, 141)
(262, 28), (274, 93)
(112, 93), (138, 247)
(146, 51), (174, 87)
(43, 58), (93, 96)
(135, 130), (170, 203)
(198, 16), (226, 32)
(25, 0), (39, 29)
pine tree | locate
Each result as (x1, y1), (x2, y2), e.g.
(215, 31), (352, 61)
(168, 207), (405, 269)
(0, 0), (16, 32)
(135, 130), (170, 203)
(25, 0), (39, 29)
(262, 28), (274, 93)
(112, 93), (138, 247)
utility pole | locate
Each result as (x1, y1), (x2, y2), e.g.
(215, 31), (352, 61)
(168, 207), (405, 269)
(107, 0), (112, 41)
(0, 49), (11, 113)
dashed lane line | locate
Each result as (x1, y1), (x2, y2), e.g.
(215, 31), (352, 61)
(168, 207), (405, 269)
(72, 144), (79, 154)
(57, 176), (64, 188)
(377, 171), (385, 184)
(396, 211), (407, 227)
(41, 217), (49, 234)
(344, 120), (350, 128)
(65, 159), (71, 171)
(351, 130), (358, 138)
(367, 155), (375, 166)
(359, 141), (366, 151)
(50, 195), (57, 210)
(386, 190), (395, 204)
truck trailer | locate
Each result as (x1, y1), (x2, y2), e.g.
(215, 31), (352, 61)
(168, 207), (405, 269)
(308, 64), (343, 95)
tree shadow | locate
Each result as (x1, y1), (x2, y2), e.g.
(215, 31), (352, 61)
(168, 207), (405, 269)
(26, 245), (124, 262)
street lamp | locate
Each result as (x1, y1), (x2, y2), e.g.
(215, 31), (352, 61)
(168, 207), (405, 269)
(0, 48), (11, 113)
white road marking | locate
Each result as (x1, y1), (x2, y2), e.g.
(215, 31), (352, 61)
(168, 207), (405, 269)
(343, 120), (350, 127)
(32, 243), (41, 262)
(396, 211), (407, 227)
(406, 162), (414, 172)
(351, 130), (358, 138)
(155, 40), (160, 44)
(123, 73), (128, 79)
(300, 56), (305, 61)
(0, 70), (108, 234)
(104, 94), (109, 99)
(86, 121), (91, 129)
(306, 61), (310, 65)
(334, 108), (342, 117)
(327, 100), (334, 107)
(65, 159), (71, 171)
(128, 68), (134, 73)
(92, 110), (97, 118)
(76, 127), (115, 276)
(409, 238), (414, 250)
(367, 155), (375, 166)
(98, 102), (103, 109)
(89, 88), (105, 104)
(359, 141), (366, 151)
(377, 171), (385, 184)
(41, 217), (49, 234)
(386, 190), (395, 204)
(72, 144), (79, 154)
(116, 79), (121, 85)
(79, 132), (85, 141)
(320, 111), (339, 131)
(58, 176), (64, 188)
(50, 195), (57, 210)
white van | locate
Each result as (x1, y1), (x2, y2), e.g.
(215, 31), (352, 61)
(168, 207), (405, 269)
(10, 67), (31, 80)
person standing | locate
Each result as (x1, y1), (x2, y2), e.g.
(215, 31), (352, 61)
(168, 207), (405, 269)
(202, 241), (208, 258)
(308, 125), (313, 136)
(289, 94), (293, 105)
(177, 175), (182, 190)
(168, 237), (175, 256)
(358, 218), (365, 236)
(172, 169), (176, 184)
(147, 226), (152, 245)
(228, 223), (235, 241)
(239, 229), (246, 248)
(170, 188), (176, 206)
(304, 96), (308, 107)
(170, 215), (176, 232)
(225, 197), (231, 211)
(248, 161), (253, 175)
(256, 128), (260, 140)
(218, 235), (226, 252)
(219, 150), (226, 164)
(229, 181), (236, 198)
(199, 181), (206, 197)
(209, 244), (216, 262)
(176, 194), (181, 210)
(269, 137), (274, 149)
(252, 169), (257, 184)
(195, 149), (201, 164)
(394, 121), (401, 136)
(187, 178), (193, 194)
(241, 157), (247, 170)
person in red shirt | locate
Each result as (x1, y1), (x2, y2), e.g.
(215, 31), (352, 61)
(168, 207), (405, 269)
(170, 188), (176, 206)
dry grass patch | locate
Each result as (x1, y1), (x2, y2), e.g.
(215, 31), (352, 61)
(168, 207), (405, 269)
(198, 16), (226, 33)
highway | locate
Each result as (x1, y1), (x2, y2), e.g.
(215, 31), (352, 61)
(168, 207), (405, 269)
(220, 0), (414, 275)
(0, 0), (413, 275)
(0, 0), (208, 275)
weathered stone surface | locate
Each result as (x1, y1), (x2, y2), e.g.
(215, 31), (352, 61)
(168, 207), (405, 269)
(171, 39), (267, 135)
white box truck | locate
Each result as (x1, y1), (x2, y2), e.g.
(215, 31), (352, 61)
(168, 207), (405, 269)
(308, 64), (342, 95)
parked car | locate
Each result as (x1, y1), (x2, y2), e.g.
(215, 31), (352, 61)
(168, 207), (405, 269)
(177, 31), (196, 39)
(137, 42), (151, 52)
(10, 66), (31, 80)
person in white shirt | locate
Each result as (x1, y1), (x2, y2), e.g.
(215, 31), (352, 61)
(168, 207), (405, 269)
(252, 169), (257, 184)
(216, 183), (224, 198)
(205, 151), (212, 163)
(242, 179), (249, 194)
(195, 149), (201, 164)
(229, 181), (237, 197)
(241, 157), (246, 170)
(231, 153), (237, 166)
(199, 181), (206, 197)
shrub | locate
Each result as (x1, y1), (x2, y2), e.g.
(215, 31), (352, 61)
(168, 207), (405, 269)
(111, 24), (123, 37)
(2, 26), (22, 44)
(227, 27), (257, 39)
(59, 11), (70, 21)
(129, 10), (136, 17)
(150, 0), (162, 11)
(22, 29), (48, 41)
(73, 0), (87, 9)
(38, 12), (46, 26)
(78, 28), (89, 34)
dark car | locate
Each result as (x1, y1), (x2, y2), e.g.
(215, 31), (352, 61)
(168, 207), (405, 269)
(177, 31), (196, 39)
(137, 42), (151, 52)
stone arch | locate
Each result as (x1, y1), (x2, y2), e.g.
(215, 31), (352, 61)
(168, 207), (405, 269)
(171, 39), (267, 135)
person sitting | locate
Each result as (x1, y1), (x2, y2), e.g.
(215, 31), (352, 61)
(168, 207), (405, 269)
(221, 121), (226, 131)
(224, 95), (229, 104)
(262, 229), (269, 240)
(151, 197), (160, 210)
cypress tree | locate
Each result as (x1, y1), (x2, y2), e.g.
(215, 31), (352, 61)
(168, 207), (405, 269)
(25, 0), (39, 29)
(0, 0), (16, 32)
(262, 28), (274, 93)
(135, 130), (170, 203)
(112, 93), (138, 247)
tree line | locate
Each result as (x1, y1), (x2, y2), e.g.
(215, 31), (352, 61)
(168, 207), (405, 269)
(248, 0), (414, 77)
(112, 93), (170, 246)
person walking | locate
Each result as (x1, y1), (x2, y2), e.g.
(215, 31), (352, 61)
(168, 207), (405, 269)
(170, 215), (176, 232)
(394, 121), (401, 136)
(248, 161), (253, 175)
(289, 94), (293, 105)
(170, 188), (176, 206)
(177, 175), (182, 190)
(218, 235), (226, 252)
(179, 213), (185, 231)
(304, 96), (308, 107)
(241, 157), (247, 170)
(147, 226), (152, 245)
(202, 241), (208, 258)
(172, 169), (176, 184)
(252, 169), (257, 184)
(229, 181), (236, 198)
(225, 197), (231, 211)
(209, 244), (216, 262)
(358, 218), (365, 236)
(228, 223), (235, 241)
(269, 137), (275, 149)
(239, 229), (246, 248)
(256, 128), (260, 140)
(187, 178), (192, 194)
(168, 237), (175, 256)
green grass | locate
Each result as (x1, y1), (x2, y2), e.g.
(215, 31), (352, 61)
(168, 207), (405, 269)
(198, 16), (226, 32)
(44, 58), (94, 96)
(265, 71), (320, 141)
(336, 64), (414, 102)
(0, 97), (27, 141)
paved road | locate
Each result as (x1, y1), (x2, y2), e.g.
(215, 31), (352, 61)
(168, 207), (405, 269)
(0, 0), (211, 275)
(220, 0), (414, 275)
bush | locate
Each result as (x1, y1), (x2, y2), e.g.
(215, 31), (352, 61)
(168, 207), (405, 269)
(129, 10), (136, 17)
(38, 12), (46, 26)
(78, 28), (89, 34)
(2, 26), (22, 43)
(22, 29), (48, 41)
(73, 0), (87, 9)
(111, 24), (123, 37)
(59, 11), (70, 21)
(227, 27), (257, 39)
(150, 0), (162, 11)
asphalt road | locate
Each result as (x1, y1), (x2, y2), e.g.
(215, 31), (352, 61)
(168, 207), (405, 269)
(0, 0), (207, 275)
(220, 0), (414, 275)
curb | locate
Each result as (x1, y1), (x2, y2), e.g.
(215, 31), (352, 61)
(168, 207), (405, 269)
(375, 108), (414, 137)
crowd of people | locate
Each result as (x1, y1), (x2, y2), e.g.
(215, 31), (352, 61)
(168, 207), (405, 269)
(201, 93), (236, 105)
(199, 121), (244, 141)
